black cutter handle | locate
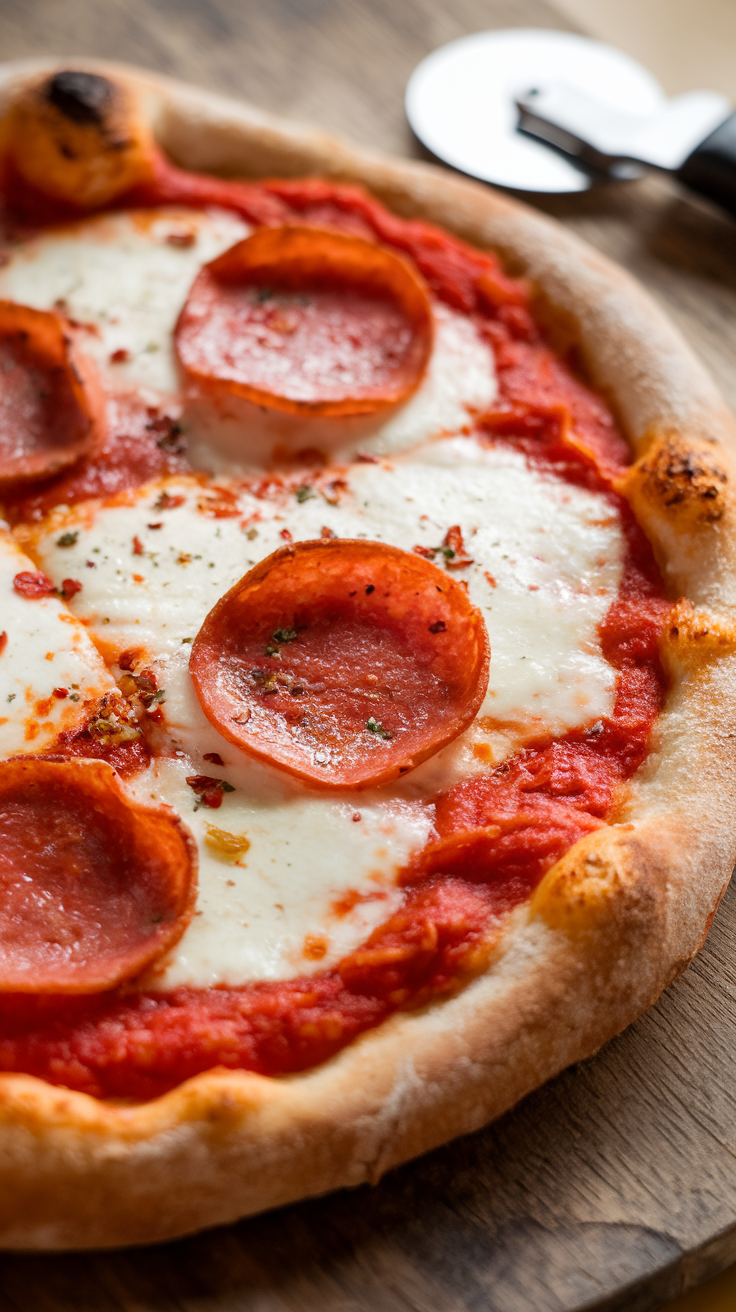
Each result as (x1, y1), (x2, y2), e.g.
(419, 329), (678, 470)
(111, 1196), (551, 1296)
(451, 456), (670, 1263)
(677, 112), (736, 217)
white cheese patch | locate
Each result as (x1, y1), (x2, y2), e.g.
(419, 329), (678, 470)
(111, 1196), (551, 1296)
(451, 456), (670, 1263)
(131, 756), (430, 989)
(0, 207), (249, 395)
(0, 528), (116, 755)
(0, 208), (495, 465)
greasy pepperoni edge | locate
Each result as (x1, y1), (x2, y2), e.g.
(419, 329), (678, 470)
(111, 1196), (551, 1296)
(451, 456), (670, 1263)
(0, 161), (668, 1098)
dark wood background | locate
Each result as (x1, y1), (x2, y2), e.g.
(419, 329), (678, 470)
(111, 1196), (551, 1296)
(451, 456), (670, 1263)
(1, 1), (736, 1309)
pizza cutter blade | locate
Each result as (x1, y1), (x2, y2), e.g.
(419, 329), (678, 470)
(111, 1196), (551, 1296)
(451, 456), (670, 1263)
(405, 29), (664, 193)
(405, 28), (732, 201)
(516, 82), (736, 216)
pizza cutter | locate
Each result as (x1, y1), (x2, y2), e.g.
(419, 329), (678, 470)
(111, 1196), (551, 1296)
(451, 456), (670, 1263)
(405, 28), (735, 212)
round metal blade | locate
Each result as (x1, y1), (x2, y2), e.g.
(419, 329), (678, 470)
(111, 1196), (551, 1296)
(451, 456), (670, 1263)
(405, 28), (665, 193)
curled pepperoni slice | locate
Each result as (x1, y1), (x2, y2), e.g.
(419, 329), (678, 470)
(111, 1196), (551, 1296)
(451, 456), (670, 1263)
(190, 538), (489, 790)
(175, 225), (434, 417)
(0, 756), (197, 993)
(0, 301), (103, 489)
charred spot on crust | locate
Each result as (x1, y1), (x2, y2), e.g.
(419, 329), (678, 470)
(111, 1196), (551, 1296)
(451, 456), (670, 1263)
(637, 440), (728, 522)
(8, 69), (149, 205)
(44, 71), (113, 127)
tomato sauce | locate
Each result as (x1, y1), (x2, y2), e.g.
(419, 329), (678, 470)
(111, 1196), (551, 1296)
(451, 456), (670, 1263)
(0, 153), (671, 1099)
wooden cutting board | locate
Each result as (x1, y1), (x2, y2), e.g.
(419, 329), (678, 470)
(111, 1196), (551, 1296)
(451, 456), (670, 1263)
(3, 0), (736, 1308)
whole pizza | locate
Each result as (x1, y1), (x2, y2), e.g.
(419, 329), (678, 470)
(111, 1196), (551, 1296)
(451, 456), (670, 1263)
(0, 59), (735, 1250)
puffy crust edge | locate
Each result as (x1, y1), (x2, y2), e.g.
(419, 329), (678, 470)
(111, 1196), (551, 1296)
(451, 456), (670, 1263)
(0, 58), (736, 1250)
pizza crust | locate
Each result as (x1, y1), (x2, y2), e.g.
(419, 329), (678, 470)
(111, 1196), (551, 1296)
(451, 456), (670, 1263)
(1, 57), (736, 1250)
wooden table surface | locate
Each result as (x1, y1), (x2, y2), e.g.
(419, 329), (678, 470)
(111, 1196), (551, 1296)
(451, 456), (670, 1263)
(2, 1), (736, 1310)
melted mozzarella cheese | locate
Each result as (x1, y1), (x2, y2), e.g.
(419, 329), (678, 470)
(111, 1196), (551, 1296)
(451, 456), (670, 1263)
(0, 207), (250, 395)
(0, 208), (496, 463)
(0, 529), (117, 755)
(131, 757), (430, 988)
(20, 437), (624, 986)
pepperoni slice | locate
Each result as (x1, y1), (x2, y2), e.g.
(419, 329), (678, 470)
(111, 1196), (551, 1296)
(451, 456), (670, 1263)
(0, 756), (197, 992)
(189, 538), (490, 790)
(175, 225), (434, 416)
(0, 301), (103, 489)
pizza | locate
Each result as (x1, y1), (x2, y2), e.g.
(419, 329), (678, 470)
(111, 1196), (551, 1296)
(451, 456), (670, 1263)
(0, 59), (735, 1251)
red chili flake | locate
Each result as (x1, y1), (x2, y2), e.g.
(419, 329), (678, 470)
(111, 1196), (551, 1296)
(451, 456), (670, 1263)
(198, 486), (241, 519)
(320, 525), (336, 539)
(85, 560), (96, 568)
(13, 571), (55, 599)
(280, 528), (293, 542)
(53, 687), (68, 699)
(109, 348), (130, 364)
(484, 571), (497, 589)
(147, 522), (164, 530)
(118, 648), (141, 671)
(61, 578), (82, 599)
(356, 450), (379, 463)
(120, 667), (164, 711)
(0, 631), (6, 655)
(443, 525), (474, 569)
(352, 812), (361, 822)
(165, 230), (196, 248)
(203, 752), (224, 766)
(145, 412), (173, 433)
(185, 774), (235, 809)
(414, 528), (474, 569)
(186, 775), (217, 793)
(321, 478), (348, 506)
(250, 476), (284, 501)
(132, 573), (144, 584)
(139, 666), (157, 685)
(428, 620), (447, 633)
(154, 491), (185, 511)
(132, 536), (145, 556)
(145, 414), (185, 455)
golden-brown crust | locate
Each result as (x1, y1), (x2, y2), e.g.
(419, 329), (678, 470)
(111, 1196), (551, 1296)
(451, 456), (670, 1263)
(4, 67), (153, 207)
(1, 57), (736, 1250)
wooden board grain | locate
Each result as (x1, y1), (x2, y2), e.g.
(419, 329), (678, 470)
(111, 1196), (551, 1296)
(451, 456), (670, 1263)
(2, 1), (736, 1309)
